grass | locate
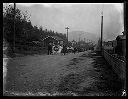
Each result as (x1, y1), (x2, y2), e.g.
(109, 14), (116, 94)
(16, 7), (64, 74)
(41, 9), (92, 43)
(6, 45), (48, 57)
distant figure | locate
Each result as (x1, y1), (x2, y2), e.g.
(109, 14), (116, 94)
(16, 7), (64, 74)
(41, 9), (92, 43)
(58, 45), (63, 54)
(48, 43), (52, 55)
(67, 46), (74, 53)
(62, 44), (67, 55)
(53, 44), (60, 55)
(73, 47), (77, 54)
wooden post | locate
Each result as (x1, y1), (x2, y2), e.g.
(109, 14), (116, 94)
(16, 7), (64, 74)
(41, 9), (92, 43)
(65, 27), (69, 44)
(123, 2), (126, 95)
(79, 34), (80, 42)
(101, 4), (104, 55)
(101, 12), (103, 53)
(13, 3), (16, 53)
(84, 38), (85, 42)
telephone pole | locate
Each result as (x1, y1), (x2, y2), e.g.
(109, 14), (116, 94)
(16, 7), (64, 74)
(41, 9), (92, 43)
(79, 33), (83, 42)
(101, 4), (104, 53)
(13, 3), (16, 53)
(123, 2), (126, 96)
(65, 27), (69, 42)
(79, 34), (80, 42)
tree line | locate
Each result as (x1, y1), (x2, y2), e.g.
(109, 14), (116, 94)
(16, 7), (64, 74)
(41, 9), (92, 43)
(3, 4), (67, 54)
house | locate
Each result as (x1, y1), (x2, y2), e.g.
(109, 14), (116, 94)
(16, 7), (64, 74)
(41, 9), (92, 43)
(103, 40), (115, 54)
(41, 36), (64, 47)
(115, 32), (126, 56)
(112, 40), (117, 47)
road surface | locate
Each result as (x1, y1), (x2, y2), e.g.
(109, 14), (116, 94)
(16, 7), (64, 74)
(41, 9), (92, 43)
(4, 51), (122, 96)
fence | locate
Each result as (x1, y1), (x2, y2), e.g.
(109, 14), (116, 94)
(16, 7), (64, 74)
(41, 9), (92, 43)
(103, 50), (126, 81)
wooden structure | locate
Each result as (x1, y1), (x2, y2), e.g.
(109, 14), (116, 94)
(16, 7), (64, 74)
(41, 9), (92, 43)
(42, 36), (64, 47)
(103, 50), (126, 81)
(115, 34), (126, 56)
(65, 27), (69, 42)
(103, 31), (126, 90)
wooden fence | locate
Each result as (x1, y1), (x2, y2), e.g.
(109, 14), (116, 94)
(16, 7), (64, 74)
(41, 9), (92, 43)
(103, 50), (126, 81)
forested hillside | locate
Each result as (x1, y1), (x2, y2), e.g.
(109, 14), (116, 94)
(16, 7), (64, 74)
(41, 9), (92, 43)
(3, 5), (66, 56)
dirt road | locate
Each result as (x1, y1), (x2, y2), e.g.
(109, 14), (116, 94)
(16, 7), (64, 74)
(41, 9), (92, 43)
(4, 51), (122, 96)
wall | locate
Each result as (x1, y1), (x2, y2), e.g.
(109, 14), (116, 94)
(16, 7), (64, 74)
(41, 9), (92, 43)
(103, 50), (126, 80)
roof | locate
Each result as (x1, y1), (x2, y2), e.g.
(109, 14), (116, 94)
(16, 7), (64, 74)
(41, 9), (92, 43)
(116, 35), (126, 40)
(108, 41), (113, 42)
(104, 46), (113, 50)
(72, 40), (76, 42)
(122, 35), (126, 39)
(71, 40), (77, 43)
(52, 36), (64, 41)
(42, 36), (64, 41)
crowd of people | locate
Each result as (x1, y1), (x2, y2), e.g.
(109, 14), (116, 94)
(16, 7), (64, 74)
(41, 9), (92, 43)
(47, 42), (78, 55)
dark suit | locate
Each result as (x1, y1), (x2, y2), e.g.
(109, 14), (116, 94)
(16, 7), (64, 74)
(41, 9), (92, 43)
(48, 44), (52, 55)
(62, 45), (67, 55)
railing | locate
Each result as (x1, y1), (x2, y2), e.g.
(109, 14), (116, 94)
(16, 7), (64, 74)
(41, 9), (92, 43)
(103, 50), (126, 80)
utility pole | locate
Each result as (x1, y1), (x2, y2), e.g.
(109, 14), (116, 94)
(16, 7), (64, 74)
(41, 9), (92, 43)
(79, 34), (80, 42)
(79, 33), (84, 47)
(84, 38), (85, 42)
(79, 33), (83, 42)
(65, 27), (69, 43)
(13, 3), (16, 53)
(123, 2), (126, 96)
(79, 34), (81, 47)
(101, 4), (104, 53)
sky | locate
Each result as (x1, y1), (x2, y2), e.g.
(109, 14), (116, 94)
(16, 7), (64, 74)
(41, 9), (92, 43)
(3, 3), (124, 42)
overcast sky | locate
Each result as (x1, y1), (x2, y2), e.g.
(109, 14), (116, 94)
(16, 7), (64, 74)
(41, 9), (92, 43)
(4, 3), (124, 41)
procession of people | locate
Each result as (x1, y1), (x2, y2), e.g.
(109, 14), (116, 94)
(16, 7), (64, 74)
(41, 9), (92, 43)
(47, 42), (78, 55)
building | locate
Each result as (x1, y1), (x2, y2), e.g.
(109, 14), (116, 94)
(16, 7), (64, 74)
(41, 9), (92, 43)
(115, 32), (126, 56)
(103, 40), (115, 54)
(41, 36), (64, 47)
(103, 31), (126, 56)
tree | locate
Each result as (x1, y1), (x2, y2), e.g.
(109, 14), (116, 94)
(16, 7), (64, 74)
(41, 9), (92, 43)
(3, 4), (35, 54)
(3, 5), (23, 51)
(3, 4), (70, 55)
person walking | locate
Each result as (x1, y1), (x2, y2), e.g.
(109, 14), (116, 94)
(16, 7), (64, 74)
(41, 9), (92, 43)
(48, 43), (52, 55)
(73, 47), (77, 54)
(62, 44), (67, 55)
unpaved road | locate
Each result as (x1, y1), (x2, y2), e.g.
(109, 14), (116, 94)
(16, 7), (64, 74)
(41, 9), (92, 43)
(4, 51), (122, 96)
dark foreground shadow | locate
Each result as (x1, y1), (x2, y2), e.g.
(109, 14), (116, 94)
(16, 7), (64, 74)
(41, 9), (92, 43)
(57, 51), (123, 96)
(89, 51), (123, 96)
